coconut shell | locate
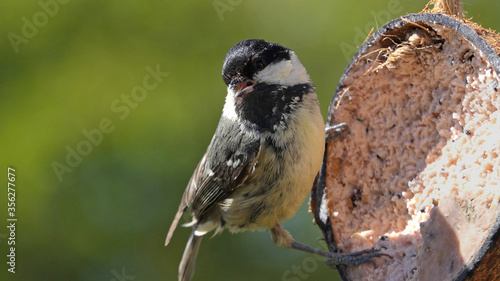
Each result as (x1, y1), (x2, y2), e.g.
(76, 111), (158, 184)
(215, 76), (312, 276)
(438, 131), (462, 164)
(311, 12), (500, 281)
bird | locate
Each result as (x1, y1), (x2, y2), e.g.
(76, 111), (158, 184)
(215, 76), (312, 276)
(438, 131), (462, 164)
(165, 39), (387, 281)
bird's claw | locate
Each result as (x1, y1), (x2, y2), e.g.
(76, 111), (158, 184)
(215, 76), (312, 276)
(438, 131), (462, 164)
(324, 247), (392, 269)
(326, 123), (350, 142)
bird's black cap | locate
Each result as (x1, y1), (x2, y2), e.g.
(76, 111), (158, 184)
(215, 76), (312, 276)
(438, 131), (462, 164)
(222, 39), (291, 85)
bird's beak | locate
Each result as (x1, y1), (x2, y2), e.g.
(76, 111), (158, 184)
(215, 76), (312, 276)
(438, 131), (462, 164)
(230, 77), (256, 97)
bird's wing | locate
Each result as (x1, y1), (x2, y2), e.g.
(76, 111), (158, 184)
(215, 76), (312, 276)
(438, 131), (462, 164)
(166, 117), (260, 245)
(190, 117), (261, 218)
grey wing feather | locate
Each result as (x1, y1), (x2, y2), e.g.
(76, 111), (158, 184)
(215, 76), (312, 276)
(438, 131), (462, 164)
(165, 155), (206, 246)
(165, 117), (260, 245)
(191, 117), (260, 218)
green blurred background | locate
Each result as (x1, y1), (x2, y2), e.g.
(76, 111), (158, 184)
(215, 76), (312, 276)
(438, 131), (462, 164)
(0, 0), (498, 280)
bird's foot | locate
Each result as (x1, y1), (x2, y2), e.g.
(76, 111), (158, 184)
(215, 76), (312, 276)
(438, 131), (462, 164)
(326, 123), (349, 142)
(324, 247), (392, 269)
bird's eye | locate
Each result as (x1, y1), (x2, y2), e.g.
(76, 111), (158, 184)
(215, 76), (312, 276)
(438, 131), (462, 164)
(254, 58), (266, 70)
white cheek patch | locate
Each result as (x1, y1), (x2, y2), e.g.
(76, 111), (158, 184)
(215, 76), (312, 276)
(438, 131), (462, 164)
(222, 87), (238, 121)
(258, 60), (292, 83)
(254, 52), (310, 86)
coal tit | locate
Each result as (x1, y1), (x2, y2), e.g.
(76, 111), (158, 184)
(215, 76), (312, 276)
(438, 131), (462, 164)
(166, 39), (386, 281)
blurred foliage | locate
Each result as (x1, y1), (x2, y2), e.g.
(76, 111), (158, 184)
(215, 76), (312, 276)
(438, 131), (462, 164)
(0, 0), (498, 280)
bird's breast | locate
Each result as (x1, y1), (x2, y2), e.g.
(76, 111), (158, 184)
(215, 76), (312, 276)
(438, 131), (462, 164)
(220, 92), (325, 232)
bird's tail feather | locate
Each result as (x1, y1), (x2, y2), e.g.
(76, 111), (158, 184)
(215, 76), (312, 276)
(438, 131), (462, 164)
(179, 231), (203, 281)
